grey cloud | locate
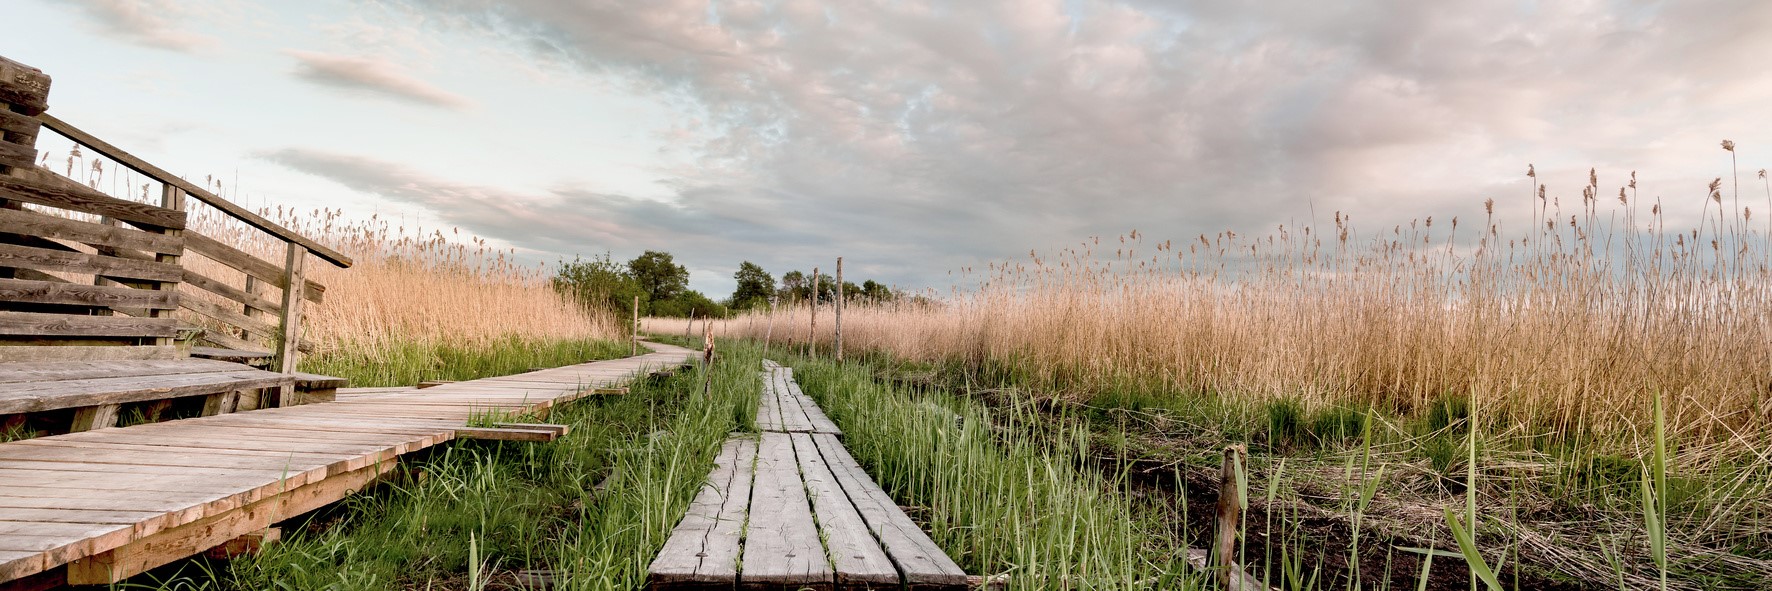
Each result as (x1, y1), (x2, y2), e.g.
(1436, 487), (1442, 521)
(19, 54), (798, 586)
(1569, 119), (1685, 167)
(286, 50), (472, 109)
(260, 147), (881, 292)
(62, 0), (218, 52)
(376, 0), (1772, 291)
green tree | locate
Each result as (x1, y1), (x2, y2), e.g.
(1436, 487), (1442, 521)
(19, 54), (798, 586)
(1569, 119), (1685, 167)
(779, 270), (806, 302)
(553, 253), (645, 314)
(628, 250), (688, 304)
(653, 290), (729, 319)
(730, 261), (775, 310)
(860, 279), (893, 303)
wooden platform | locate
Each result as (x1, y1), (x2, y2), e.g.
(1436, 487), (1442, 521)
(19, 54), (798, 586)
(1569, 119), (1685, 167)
(756, 360), (840, 435)
(648, 362), (966, 590)
(0, 342), (695, 586)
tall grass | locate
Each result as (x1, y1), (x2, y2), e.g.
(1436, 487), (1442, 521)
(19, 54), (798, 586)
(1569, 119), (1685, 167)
(714, 161), (1772, 588)
(726, 165), (1772, 449)
(787, 352), (1190, 589)
(122, 345), (759, 591)
(29, 139), (623, 378)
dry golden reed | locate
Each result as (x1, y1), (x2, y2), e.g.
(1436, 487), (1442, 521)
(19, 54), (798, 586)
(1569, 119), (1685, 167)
(37, 146), (619, 355)
(728, 165), (1772, 454)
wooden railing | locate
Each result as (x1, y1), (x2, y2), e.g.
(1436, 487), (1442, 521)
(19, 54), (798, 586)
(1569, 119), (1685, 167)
(31, 114), (354, 372)
(0, 54), (352, 369)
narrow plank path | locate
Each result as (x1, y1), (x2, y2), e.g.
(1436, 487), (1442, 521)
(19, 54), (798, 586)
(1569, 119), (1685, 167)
(0, 342), (694, 585)
(648, 361), (967, 590)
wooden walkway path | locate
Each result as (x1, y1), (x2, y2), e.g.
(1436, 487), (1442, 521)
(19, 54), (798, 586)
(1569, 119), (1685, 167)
(647, 361), (967, 590)
(0, 342), (695, 586)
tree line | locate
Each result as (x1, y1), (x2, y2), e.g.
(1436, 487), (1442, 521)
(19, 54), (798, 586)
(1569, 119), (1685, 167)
(553, 251), (899, 319)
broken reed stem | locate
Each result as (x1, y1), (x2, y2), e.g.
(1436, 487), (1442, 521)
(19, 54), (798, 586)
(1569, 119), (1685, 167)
(1215, 444), (1247, 590)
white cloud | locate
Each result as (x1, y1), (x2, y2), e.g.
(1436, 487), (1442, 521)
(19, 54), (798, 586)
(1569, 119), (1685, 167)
(286, 49), (473, 109)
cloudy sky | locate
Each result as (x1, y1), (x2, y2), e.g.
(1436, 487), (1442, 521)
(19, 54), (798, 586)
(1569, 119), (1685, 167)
(6, 0), (1770, 296)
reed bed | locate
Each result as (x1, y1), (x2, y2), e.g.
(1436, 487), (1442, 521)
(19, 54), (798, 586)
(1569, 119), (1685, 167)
(725, 166), (1772, 454)
(33, 141), (623, 384)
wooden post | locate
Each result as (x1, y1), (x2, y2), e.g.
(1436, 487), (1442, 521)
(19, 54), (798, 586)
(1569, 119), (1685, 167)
(154, 185), (185, 349)
(835, 257), (843, 362)
(0, 56), (51, 174)
(1214, 444), (1248, 590)
(809, 266), (819, 357)
(631, 295), (640, 357)
(273, 242), (308, 407)
(762, 295), (776, 359)
(685, 309), (696, 340)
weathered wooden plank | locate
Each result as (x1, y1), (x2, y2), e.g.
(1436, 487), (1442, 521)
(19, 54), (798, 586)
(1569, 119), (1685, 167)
(812, 433), (968, 589)
(179, 294), (276, 340)
(773, 372), (816, 433)
(0, 207), (183, 255)
(36, 114), (352, 268)
(0, 105), (41, 138)
(0, 56), (52, 116)
(0, 171), (182, 230)
(755, 372), (783, 431)
(0, 141), (35, 171)
(455, 427), (558, 442)
(0, 368), (293, 413)
(0, 242), (183, 282)
(0, 277), (177, 310)
(0, 311), (180, 338)
(790, 433), (899, 589)
(0, 345), (179, 363)
(64, 461), (393, 584)
(785, 378), (842, 436)
(0, 358), (246, 384)
(187, 346), (272, 363)
(184, 232), (324, 303)
(181, 268), (280, 315)
(739, 432), (831, 590)
(647, 436), (755, 588)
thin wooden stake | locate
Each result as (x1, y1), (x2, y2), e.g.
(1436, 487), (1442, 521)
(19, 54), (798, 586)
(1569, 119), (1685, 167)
(835, 256), (843, 362)
(631, 295), (640, 357)
(685, 309), (697, 340)
(702, 320), (715, 398)
(809, 266), (819, 357)
(763, 295), (777, 359)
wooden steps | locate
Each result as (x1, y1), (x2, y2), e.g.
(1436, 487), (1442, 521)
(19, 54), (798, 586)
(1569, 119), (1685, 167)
(648, 362), (966, 590)
(0, 343), (696, 585)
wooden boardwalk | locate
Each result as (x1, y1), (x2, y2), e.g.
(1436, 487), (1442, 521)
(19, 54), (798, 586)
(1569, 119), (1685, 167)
(0, 342), (694, 586)
(647, 361), (967, 590)
(755, 360), (841, 435)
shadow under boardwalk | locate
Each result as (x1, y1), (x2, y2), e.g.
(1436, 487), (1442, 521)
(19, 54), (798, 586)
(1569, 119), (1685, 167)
(0, 342), (695, 586)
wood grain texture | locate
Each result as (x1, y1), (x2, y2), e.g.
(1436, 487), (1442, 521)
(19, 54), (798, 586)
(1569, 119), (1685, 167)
(0, 311), (180, 339)
(0, 171), (182, 230)
(0, 242), (182, 282)
(0, 207), (182, 255)
(184, 232), (324, 303)
(812, 433), (968, 589)
(0, 367), (292, 413)
(35, 114), (352, 268)
(791, 433), (900, 589)
(0, 342), (697, 584)
(739, 432), (832, 590)
(0, 345), (178, 363)
(0, 56), (52, 115)
(647, 437), (756, 589)
(0, 277), (177, 310)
